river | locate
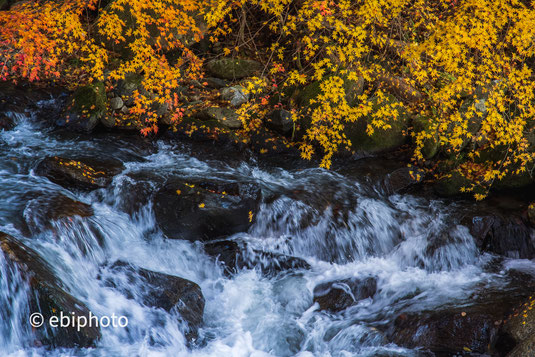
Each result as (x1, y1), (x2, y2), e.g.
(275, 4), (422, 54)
(0, 97), (533, 356)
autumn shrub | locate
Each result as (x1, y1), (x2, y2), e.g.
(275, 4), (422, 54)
(2, 0), (535, 198)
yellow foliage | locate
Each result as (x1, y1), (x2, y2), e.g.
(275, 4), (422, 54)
(3, 0), (535, 198)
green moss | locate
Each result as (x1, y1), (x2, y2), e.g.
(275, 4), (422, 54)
(72, 81), (106, 114)
(413, 115), (440, 159)
(344, 95), (410, 153)
(205, 58), (262, 80)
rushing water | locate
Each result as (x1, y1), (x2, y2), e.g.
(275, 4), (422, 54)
(0, 103), (531, 356)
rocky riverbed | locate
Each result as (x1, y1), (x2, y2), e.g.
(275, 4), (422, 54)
(1, 86), (535, 356)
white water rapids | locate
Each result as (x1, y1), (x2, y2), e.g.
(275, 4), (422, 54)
(0, 106), (530, 356)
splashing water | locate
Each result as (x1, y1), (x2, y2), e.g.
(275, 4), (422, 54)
(0, 105), (529, 356)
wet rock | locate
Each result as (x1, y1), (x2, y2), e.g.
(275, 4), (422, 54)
(381, 167), (424, 194)
(0, 232), (101, 347)
(205, 58), (262, 80)
(313, 277), (377, 312)
(0, 114), (15, 131)
(461, 212), (535, 259)
(197, 107), (242, 129)
(204, 239), (310, 276)
(495, 297), (535, 357)
(59, 82), (107, 132)
(35, 156), (124, 190)
(528, 203), (535, 227)
(264, 109), (293, 136)
(221, 85), (249, 107)
(390, 302), (513, 355)
(23, 193), (93, 233)
(153, 179), (261, 241)
(101, 261), (204, 341)
(113, 174), (155, 215)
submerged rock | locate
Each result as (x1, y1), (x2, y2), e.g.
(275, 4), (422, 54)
(35, 156), (124, 190)
(154, 179), (261, 241)
(203, 239), (310, 276)
(100, 261), (204, 341)
(0, 232), (101, 347)
(313, 277), (377, 312)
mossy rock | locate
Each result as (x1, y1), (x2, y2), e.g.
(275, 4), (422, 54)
(413, 115), (439, 159)
(433, 171), (473, 197)
(344, 95), (410, 153)
(289, 74), (364, 141)
(205, 58), (262, 80)
(293, 75), (364, 108)
(61, 82), (107, 132)
(72, 82), (106, 114)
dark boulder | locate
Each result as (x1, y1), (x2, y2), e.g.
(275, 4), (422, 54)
(494, 289), (535, 357)
(35, 156), (124, 190)
(0, 114), (15, 131)
(381, 167), (424, 194)
(100, 261), (204, 341)
(389, 288), (530, 356)
(113, 174), (156, 215)
(264, 109), (294, 136)
(391, 307), (500, 355)
(0, 232), (101, 347)
(313, 277), (377, 312)
(461, 212), (535, 259)
(154, 179), (261, 241)
(204, 239), (310, 277)
(23, 193), (93, 233)
(249, 127), (300, 157)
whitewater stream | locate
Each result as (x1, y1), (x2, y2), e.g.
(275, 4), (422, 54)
(0, 99), (533, 356)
